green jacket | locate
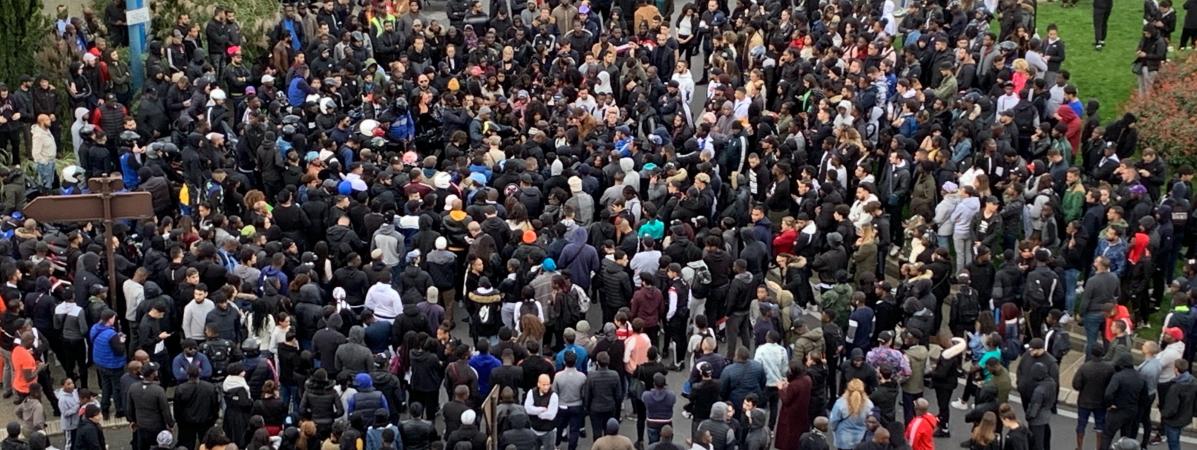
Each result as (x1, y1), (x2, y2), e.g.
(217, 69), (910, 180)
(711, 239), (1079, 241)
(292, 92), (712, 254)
(1062, 181), (1086, 222)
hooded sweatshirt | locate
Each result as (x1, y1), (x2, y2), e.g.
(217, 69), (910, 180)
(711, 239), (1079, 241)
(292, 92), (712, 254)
(334, 326), (374, 378)
(372, 223), (405, 268)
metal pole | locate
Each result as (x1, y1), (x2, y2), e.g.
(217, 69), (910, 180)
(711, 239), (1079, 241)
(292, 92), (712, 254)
(126, 0), (148, 92)
(100, 182), (119, 308)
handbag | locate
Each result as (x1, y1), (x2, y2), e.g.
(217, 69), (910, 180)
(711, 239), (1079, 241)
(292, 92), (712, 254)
(1131, 61), (1144, 75)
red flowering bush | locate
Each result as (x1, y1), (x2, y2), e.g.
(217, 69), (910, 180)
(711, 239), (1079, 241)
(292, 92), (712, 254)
(1124, 52), (1197, 167)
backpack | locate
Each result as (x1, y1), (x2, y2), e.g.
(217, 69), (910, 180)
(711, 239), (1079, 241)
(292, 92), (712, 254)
(203, 338), (235, 379)
(1025, 271), (1058, 309)
(1000, 320), (1024, 364)
(571, 284), (592, 314)
(682, 260), (713, 299)
(951, 287), (981, 327)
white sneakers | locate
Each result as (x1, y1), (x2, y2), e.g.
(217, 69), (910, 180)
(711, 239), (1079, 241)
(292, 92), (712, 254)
(951, 399), (971, 410)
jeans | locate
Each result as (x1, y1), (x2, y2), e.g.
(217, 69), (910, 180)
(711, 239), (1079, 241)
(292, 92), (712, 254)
(35, 162), (55, 192)
(953, 234), (973, 271)
(1138, 66), (1158, 96)
(556, 406), (584, 450)
(536, 429), (556, 450)
(1083, 312), (1106, 359)
(647, 422), (669, 444)
(764, 386), (780, 428)
(502, 303), (519, 331)
(1163, 425), (1181, 450)
(1064, 269), (1080, 313)
(1076, 406), (1107, 434)
(281, 383), (299, 414)
(99, 366), (125, 416)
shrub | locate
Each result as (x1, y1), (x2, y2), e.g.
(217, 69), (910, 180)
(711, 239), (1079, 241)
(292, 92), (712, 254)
(147, 0), (280, 60)
(1123, 52), (1197, 167)
(0, 0), (54, 84)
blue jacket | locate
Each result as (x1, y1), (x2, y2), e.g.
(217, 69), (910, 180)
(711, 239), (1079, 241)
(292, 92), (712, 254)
(719, 360), (766, 407)
(829, 396), (873, 449)
(287, 77), (312, 107)
(555, 343), (590, 374)
(469, 353), (502, 396)
(171, 352), (213, 382)
(119, 152), (140, 188)
(89, 323), (126, 370)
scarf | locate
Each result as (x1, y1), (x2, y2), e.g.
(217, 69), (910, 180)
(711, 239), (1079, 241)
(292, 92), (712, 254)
(223, 374), (250, 394)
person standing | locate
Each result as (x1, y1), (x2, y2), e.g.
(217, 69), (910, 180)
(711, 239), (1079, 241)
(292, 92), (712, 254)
(1101, 353), (1145, 450)
(89, 310), (127, 419)
(524, 374), (559, 450)
(30, 114), (56, 192)
(126, 363), (175, 450)
(1094, 0), (1113, 49)
(74, 404), (107, 450)
(904, 398), (938, 450)
(1079, 256), (1119, 358)
(552, 351), (586, 450)
(1135, 24), (1169, 96)
(173, 365), (219, 450)
(1160, 360), (1196, 450)
(584, 352), (623, 437)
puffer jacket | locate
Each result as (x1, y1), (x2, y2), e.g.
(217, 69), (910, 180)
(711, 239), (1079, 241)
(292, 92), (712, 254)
(596, 258), (634, 311)
(300, 376), (344, 427)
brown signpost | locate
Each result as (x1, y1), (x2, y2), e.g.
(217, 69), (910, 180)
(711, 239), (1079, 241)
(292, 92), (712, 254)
(23, 176), (155, 304)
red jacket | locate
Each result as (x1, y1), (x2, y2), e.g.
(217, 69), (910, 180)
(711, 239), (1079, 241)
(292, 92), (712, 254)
(905, 412), (939, 450)
(1104, 304), (1133, 342)
(773, 229), (797, 256)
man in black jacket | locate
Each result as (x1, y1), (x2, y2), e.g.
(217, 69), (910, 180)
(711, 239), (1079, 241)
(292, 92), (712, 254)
(596, 250), (634, 324)
(1071, 346), (1114, 450)
(400, 402), (438, 450)
(583, 351), (623, 437)
(126, 364), (175, 450)
(1101, 353), (1146, 450)
(724, 259), (755, 356)
(173, 365), (219, 450)
(75, 405), (107, 450)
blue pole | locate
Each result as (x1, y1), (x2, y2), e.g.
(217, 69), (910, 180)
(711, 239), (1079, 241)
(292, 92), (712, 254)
(125, 0), (148, 92)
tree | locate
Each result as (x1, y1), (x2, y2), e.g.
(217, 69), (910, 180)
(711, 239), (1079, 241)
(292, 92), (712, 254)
(0, 0), (52, 84)
(1124, 52), (1197, 167)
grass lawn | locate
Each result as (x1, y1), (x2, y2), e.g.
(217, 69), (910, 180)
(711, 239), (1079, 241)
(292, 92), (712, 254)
(1033, 0), (1190, 116)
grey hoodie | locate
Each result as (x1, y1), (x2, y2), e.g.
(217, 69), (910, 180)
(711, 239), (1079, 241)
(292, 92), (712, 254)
(698, 402), (735, 450)
(333, 326), (374, 378)
(372, 223), (406, 267)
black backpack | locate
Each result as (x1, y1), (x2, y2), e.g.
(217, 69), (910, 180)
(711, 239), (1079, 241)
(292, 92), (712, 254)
(951, 287), (981, 327)
(202, 338), (236, 380)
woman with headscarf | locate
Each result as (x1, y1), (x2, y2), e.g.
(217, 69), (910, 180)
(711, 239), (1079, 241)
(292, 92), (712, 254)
(776, 360), (813, 450)
(1123, 223), (1153, 324)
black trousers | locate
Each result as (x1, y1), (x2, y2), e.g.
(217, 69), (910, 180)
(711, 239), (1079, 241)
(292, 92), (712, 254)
(935, 386), (954, 428)
(0, 130), (19, 166)
(667, 314), (688, 365)
(177, 422), (212, 450)
(410, 390), (439, 421)
(1094, 8), (1111, 43)
(59, 339), (89, 388)
(1101, 408), (1138, 450)
(1181, 27), (1197, 48)
(1030, 424), (1051, 450)
(133, 427), (165, 450)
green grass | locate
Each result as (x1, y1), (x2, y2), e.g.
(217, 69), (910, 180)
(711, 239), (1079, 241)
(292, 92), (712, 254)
(1034, 1), (1190, 116)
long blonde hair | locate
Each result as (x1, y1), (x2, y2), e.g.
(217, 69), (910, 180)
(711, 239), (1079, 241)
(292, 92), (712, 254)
(842, 379), (868, 416)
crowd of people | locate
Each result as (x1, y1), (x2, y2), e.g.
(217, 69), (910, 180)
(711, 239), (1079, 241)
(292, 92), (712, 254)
(0, 0), (1194, 449)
